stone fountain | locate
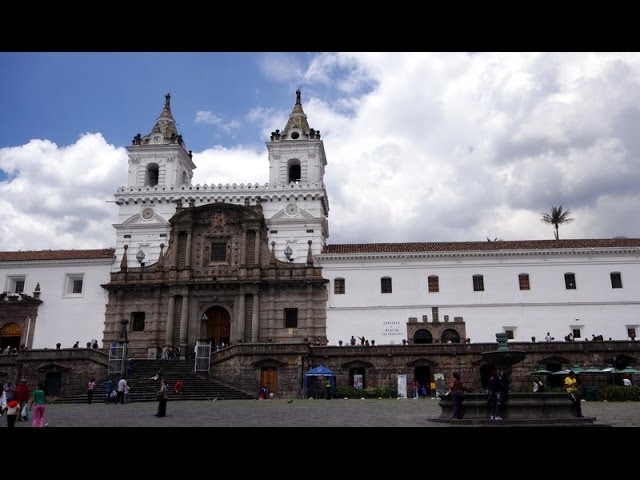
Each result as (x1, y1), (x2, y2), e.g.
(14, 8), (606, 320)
(429, 333), (597, 425)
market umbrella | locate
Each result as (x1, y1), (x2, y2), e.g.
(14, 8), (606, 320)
(528, 369), (552, 375)
(579, 367), (607, 374)
(618, 366), (640, 374)
(601, 367), (623, 373)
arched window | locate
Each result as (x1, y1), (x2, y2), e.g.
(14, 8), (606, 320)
(414, 329), (433, 344)
(288, 159), (301, 183)
(145, 163), (159, 187)
(441, 329), (460, 343)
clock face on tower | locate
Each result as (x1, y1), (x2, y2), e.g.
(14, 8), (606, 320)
(152, 135), (162, 143)
(285, 204), (298, 216)
(141, 207), (154, 220)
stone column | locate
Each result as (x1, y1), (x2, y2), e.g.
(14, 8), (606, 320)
(185, 233), (192, 267)
(254, 230), (261, 265)
(179, 293), (189, 349)
(165, 296), (175, 346)
(240, 230), (247, 266)
(234, 293), (245, 344)
(251, 293), (260, 342)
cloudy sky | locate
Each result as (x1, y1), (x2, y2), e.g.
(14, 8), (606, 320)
(1, 52), (639, 251)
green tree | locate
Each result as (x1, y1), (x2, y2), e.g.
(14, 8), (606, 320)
(541, 205), (574, 240)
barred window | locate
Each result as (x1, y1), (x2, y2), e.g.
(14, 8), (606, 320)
(428, 276), (439, 293)
(472, 275), (484, 292)
(334, 278), (345, 294)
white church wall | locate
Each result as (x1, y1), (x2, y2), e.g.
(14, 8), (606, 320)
(1, 260), (112, 349)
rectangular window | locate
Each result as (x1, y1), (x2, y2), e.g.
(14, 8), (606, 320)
(428, 276), (439, 293)
(564, 273), (576, 289)
(132, 312), (145, 331)
(505, 329), (514, 340)
(334, 278), (345, 294)
(381, 277), (392, 294)
(518, 274), (530, 291)
(211, 241), (227, 262)
(64, 274), (84, 296)
(628, 328), (636, 339)
(572, 328), (581, 339)
(284, 308), (298, 328)
(611, 272), (623, 289)
(6, 276), (25, 293)
(473, 275), (484, 292)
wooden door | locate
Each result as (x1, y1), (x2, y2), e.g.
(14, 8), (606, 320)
(206, 306), (230, 347)
(260, 367), (278, 394)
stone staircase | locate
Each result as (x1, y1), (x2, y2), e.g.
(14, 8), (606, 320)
(54, 359), (254, 403)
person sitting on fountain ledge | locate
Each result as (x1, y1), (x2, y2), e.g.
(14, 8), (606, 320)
(448, 372), (465, 419)
(564, 371), (583, 417)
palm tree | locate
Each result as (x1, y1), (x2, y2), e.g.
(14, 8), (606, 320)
(541, 206), (574, 240)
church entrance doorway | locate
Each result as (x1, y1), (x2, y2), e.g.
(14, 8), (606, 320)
(414, 366), (431, 396)
(0, 322), (22, 350)
(204, 306), (231, 348)
(260, 367), (278, 395)
(45, 372), (62, 396)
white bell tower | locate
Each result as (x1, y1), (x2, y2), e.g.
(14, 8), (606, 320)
(264, 90), (330, 262)
(112, 94), (196, 270)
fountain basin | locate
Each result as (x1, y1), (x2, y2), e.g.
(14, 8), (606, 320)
(429, 392), (598, 425)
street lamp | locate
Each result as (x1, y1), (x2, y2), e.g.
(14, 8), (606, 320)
(284, 245), (293, 262)
(136, 249), (146, 267)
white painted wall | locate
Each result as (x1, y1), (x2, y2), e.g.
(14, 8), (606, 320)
(320, 250), (640, 345)
(0, 259), (112, 349)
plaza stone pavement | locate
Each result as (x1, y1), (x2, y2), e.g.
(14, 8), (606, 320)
(1, 398), (639, 427)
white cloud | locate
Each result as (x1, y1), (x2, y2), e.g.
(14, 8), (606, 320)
(7, 53), (640, 251)
(0, 134), (127, 250)
(259, 53), (305, 83)
(195, 111), (241, 135)
(195, 111), (223, 124)
(298, 52), (640, 243)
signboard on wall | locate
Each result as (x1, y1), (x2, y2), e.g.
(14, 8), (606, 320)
(353, 374), (363, 389)
(397, 374), (407, 398)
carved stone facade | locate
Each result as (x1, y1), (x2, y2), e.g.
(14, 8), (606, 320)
(103, 202), (328, 359)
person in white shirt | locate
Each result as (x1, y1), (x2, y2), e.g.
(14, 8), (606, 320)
(623, 376), (632, 387)
(117, 377), (128, 404)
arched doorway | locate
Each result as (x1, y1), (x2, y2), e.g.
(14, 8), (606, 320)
(0, 322), (21, 350)
(414, 366), (431, 395)
(260, 367), (278, 395)
(441, 328), (461, 344)
(203, 306), (230, 348)
(414, 329), (433, 344)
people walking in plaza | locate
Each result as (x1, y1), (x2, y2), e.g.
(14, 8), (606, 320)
(155, 378), (169, 417)
(175, 378), (184, 395)
(15, 379), (29, 421)
(532, 375), (544, 393)
(4, 399), (19, 427)
(87, 378), (96, 404)
(105, 378), (114, 403)
(565, 370), (583, 417)
(28, 382), (47, 427)
(488, 368), (508, 420)
(448, 372), (465, 419)
(117, 377), (128, 404)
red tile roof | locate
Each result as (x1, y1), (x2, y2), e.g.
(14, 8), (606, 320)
(322, 239), (640, 254)
(0, 249), (115, 261)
